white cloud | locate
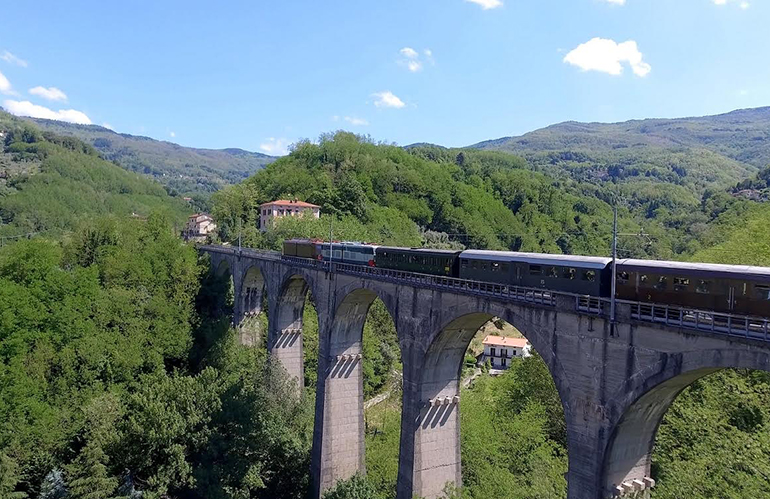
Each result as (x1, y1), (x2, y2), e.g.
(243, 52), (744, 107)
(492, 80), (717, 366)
(344, 116), (369, 126)
(465, 0), (503, 9)
(563, 37), (651, 77)
(713, 0), (750, 7)
(170, 131), (176, 138)
(604, 0), (626, 4)
(102, 122), (114, 130)
(331, 115), (340, 122)
(0, 51), (27, 68)
(3, 99), (92, 124)
(406, 60), (423, 72)
(29, 86), (67, 102)
(0, 71), (12, 95)
(259, 137), (291, 156)
(372, 91), (406, 108)
(398, 47), (424, 72)
(398, 47), (435, 73)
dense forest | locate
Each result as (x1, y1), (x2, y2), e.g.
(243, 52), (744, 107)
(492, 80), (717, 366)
(1, 115), (770, 498)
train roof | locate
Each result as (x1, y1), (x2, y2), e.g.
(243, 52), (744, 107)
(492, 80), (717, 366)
(375, 246), (462, 256)
(617, 259), (770, 281)
(459, 250), (612, 269)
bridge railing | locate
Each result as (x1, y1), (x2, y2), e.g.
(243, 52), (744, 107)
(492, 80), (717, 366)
(201, 246), (769, 342)
(621, 300), (769, 342)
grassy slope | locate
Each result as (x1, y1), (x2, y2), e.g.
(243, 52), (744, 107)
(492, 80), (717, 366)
(28, 118), (275, 195)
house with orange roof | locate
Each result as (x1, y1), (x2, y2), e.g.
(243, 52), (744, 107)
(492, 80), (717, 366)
(259, 199), (321, 231)
(480, 335), (531, 371)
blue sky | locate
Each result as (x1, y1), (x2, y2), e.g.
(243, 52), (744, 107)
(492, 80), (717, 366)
(1, 0), (768, 154)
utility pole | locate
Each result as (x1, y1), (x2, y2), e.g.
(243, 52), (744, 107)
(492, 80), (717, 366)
(328, 215), (334, 269)
(610, 205), (618, 337)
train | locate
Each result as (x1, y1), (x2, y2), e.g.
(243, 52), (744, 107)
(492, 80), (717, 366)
(282, 239), (770, 318)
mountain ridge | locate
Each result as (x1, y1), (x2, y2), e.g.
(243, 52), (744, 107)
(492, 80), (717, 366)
(27, 118), (276, 195)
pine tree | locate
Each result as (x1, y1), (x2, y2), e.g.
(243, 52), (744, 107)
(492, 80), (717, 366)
(0, 453), (27, 499)
(66, 442), (121, 499)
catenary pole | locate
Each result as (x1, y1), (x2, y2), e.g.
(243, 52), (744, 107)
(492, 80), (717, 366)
(610, 205), (618, 336)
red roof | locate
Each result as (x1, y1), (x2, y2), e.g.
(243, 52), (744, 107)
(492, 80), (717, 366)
(260, 199), (320, 208)
(482, 335), (529, 348)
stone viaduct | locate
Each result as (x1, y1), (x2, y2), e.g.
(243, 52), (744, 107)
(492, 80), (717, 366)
(203, 245), (770, 499)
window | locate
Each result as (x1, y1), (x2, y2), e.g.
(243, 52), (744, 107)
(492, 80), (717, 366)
(617, 272), (630, 284)
(673, 277), (690, 292)
(492, 262), (500, 272)
(461, 259), (469, 269)
(696, 280), (710, 294)
(583, 270), (596, 282)
(472, 261), (478, 269)
(501, 263), (510, 273)
(654, 276), (668, 291)
(564, 268), (576, 280)
(755, 285), (770, 301)
(548, 267), (559, 278)
(530, 265), (542, 275)
(490, 347), (496, 357)
(501, 358), (507, 367)
(512, 349), (517, 356)
(501, 349), (507, 358)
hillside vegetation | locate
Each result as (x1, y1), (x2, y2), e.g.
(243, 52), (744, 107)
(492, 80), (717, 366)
(28, 118), (275, 195)
(472, 107), (770, 192)
(0, 111), (189, 238)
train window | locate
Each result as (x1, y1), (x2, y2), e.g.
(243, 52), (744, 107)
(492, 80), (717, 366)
(640, 275), (648, 284)
(461, 259), (469, 269)
(696, 280), (710, 294)
(548, 267), (558, 278)
(472, 261), (478, 269)
(492, 262), (500, 272)
(617, 272), (630, 283)
(673, 277), (690, 292)
(755, 285), (770, 301)
(501, 263), (510, 273)
(583, 270), (596, 282)
(563, 268), (576, 280)
(530, 265), (542, 275)
(654, 276), (668, 290)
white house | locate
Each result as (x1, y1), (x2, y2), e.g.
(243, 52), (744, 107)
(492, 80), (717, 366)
(259, 199), (321, 231)
(183, 213), (217, 242)
(480, 335), (531, 372)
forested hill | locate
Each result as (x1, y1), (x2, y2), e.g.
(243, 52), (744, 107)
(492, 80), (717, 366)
(27, 118), (275, 195)
(470, 106), (770, 188)
(0, 110), (189, 238)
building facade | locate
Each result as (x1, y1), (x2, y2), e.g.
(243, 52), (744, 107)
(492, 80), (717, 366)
(260, 199), (321, 231)
(183, 213), (217, 242)
(480, 335), (531, 371)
